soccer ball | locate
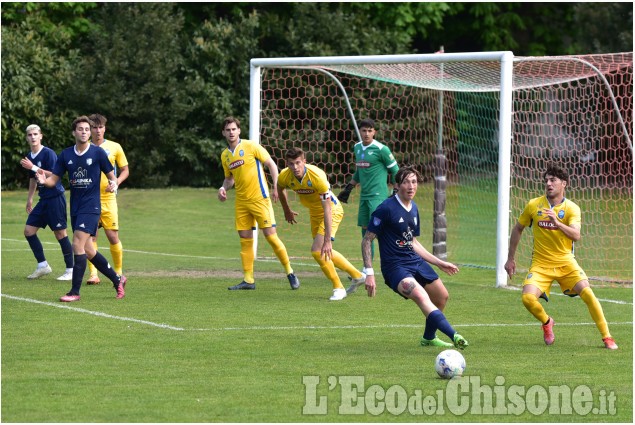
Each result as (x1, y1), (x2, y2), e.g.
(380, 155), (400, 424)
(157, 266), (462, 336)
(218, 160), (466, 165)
(434, 349), (466, 379)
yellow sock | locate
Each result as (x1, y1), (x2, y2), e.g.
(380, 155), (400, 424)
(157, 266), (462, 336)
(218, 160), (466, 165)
(265, 233), (292, 275)
(522, 293), (549, 324)
(579, 287), (611, 338)
(88, 240), (98, 277)
(240, 238), (255, 284)
(110, 241), (123, 275)
(331, 249), (363, 279)
(312, 251), (343, 289)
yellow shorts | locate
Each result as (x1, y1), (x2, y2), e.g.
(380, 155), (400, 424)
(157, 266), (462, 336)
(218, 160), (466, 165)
(522, 261), (588, 296)
(235, 197), (277, 231)
(99, 198), (119, 231)
(310, 206), (344, 239)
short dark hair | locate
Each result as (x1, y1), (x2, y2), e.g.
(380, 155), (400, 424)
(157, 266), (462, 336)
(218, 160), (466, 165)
(223, 116), (241, 130)
(358, 118), (375, 129)
(88, 114), (107, 126)
(72, 116), (93, 131)
(285, 147), (305, 160)
(395, 165), (423, 185)
(543, 163), (569, 183)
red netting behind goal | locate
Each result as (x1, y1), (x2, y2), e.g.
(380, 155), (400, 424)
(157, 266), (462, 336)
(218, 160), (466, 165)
(256, 53), (632, 283)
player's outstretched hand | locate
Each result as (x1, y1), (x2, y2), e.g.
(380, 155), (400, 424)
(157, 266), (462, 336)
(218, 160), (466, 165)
(504, 259), (516, 279)
(365, 275), (376, 298)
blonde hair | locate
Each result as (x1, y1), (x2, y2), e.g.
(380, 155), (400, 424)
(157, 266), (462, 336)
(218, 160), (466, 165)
(25, 124), (41, 134)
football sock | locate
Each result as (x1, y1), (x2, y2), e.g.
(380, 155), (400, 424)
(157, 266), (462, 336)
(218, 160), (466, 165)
(426, 309), (457, 341)
(87, 240), (98, 277)
(239, 238), (255, 284)
(330, 250), (363, 279)
(26, 234), (46, 263)
(423, 317), (439, 341)
(522, 293), (549, 324)
(71, 254), (87, 295)
(265, 233), (293, 275)
(88, 251), (120, 284)
(312, 251), (343, 289)
(361, 228), (375, 260)
(110, 241), (123, 275)
(579, 287), (611, 338)
(58, 236), (74, 269)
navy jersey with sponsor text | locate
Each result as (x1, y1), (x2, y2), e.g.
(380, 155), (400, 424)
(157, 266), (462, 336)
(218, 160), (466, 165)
(367, 195), (421, 271)
(52, 144), (113, 216)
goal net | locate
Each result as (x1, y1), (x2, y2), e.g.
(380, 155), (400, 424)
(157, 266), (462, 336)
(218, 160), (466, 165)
(249, 52), (633, 286)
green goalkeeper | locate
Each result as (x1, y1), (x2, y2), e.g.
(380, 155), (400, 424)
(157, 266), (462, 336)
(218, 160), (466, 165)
(338, 119), (399, 293)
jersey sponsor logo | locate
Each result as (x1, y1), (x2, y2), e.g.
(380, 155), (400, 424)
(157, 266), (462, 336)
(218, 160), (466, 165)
(70, 167), (92, 187)
(296, 189), (315, 194)
(537, 220), (558, 230)
(229, 160), (245, 170)
(356, 161), (371, 168)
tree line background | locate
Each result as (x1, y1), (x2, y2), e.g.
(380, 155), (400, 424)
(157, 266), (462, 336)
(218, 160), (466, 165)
(2, 2), (632, 189)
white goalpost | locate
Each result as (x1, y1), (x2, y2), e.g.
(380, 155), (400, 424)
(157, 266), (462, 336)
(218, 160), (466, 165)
(248, 52), (633, 288)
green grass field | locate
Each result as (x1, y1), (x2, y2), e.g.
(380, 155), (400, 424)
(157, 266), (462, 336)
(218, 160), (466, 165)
(2, 188), (632, 422)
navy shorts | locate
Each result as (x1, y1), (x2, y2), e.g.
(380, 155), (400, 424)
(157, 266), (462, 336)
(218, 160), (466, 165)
(71, 213), (100, 236)
(382, 260), (439, 299)
(26, 194), (68, 231)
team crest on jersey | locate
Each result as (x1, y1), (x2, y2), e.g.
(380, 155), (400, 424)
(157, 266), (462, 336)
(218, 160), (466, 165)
(239, 150), (245, 157)
(558, 210), (565, 219)
(373, 217), (381, 226)
(307, 181), (312, 187)
(37, 161), (42, 167)
(87, 158), (93, 166)
(229, 160), (244, 170)
(527, 273), (533, 279)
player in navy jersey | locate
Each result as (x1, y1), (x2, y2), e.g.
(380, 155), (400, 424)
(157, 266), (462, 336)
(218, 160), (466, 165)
(19, 124), (74, 281)
(362, 166), (468, 349)
(35, 116), (127, 302)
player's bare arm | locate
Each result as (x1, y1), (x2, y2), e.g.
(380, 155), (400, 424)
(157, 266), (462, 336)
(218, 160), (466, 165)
(35, 168), (60, 188)
(362, 230), (377, 297)
(504, 222), (525, 279)
(320, 196), (333, 260)
(218, 176), (234, 202)
(277, 184), (298, 224)
(21, 157), (53, 178)
(412, 238), (459, 275)
(542, 208), (581, 241)
(263, 157), (280, 203)
(117, 164), (130, 186)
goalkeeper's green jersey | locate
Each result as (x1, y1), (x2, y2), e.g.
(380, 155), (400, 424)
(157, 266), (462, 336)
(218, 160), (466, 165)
(352, 139), (399, 200)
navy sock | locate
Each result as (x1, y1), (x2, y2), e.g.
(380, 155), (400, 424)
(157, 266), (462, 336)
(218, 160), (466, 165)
(58, 237), (74, 268)
(426, 310), (457, 341)
(71, 254), (87, 295)
(26, 234), (46, 263)
(88, 251), (120, 285)
(423, 317), (438, 341)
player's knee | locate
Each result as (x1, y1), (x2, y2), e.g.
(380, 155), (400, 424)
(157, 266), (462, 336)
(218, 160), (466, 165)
(521, 292), (538, 308)
(311, 251), (323, 263)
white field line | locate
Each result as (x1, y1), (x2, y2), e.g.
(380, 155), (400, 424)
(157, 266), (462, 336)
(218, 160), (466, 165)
(3, 238), (632, 305)
(2, 293), (633, 332)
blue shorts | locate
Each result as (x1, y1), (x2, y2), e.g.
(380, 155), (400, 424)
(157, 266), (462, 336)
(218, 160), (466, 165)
(382, 261), (439, 299)
(71, 213), (100, 236)
(26, 194), (68, 231)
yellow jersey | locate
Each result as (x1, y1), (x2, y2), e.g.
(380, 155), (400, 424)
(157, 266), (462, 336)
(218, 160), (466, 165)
(278, 163), (342, 217)
(221, 139), (272, 202)
(96, 140), (128, 201)
(518, 195), (582, 267)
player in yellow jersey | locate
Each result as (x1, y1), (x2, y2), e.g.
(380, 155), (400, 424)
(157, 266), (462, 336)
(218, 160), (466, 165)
(86, 114), (129, 285)
(278, 148), (365, 301)
(505, 164), (617, 350)
(218, 117), (299, 290)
